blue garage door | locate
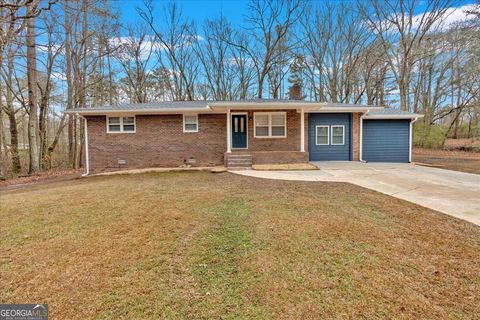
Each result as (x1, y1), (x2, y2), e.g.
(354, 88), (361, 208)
(363, 119), (410, 162)
(308, 113), (351, 161)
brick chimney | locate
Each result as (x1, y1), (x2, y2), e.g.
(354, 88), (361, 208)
(289, 83), (302, 100)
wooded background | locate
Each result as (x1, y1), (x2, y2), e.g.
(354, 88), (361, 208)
(1, 0), (479, 177)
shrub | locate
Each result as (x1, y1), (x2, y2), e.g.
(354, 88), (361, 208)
(413, 122), (447, 149)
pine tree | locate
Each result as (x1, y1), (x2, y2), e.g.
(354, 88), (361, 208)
(287, 55), (305, 99)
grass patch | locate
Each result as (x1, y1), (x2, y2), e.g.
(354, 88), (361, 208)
(1, 172), (479, 319)
(186, 198), (266, 318)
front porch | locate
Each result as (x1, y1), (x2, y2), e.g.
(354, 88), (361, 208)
(224, 150), (309, 169)
(223, 107), (308, 169)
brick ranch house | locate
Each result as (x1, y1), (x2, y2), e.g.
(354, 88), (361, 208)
(67, 97), (422, 175)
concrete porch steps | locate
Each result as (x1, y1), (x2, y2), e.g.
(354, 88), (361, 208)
(226, 154), (252, 170)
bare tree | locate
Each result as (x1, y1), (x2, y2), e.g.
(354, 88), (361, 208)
(359, 0), (454, 111)
(193, 15), (242, 100)
(230, 32), (256, 100)
(301, 1), (369, 103)
(26, 0), (40, 173)
(37, 8), (64, 169)
(115, 25), (156, 103)
(138, 1), (198, 100)
(0, 4), (26, 174)
(238, 0), (303, 99)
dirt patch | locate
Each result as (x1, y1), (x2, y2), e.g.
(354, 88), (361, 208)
(444, 138), (480, 152)
(92, 166), (227, 176)
(0, 169), (83, 191)
(413, 148), (480, 174)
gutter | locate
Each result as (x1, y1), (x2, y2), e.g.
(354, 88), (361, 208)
(363, 114), (424, 120)
(65, 107), (215, 116)
(65, 104), (386, 115)
(208, 101), (328, 109)
(409, 117), (419, 163)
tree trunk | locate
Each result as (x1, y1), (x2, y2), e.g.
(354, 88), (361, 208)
(64, 0), (75, 168)
(3, 48), (21, 174)
(46, 114), (67, 170)
(257, 74), (264, 99)
(399, 79), (408, 111)
(7, 109), (21, 174)
(38, 94), (48, 169)
(0, 79), (5, 177)
(26, 2), (40, 174)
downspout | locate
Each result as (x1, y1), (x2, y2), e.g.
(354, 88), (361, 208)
(77, 113), (90, 176)
(409, 117), (418, 163)
(226, 108), (231, 153)
(359, 110), (369, 162)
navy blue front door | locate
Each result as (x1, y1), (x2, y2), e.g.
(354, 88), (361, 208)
(232, 114), (247, 148)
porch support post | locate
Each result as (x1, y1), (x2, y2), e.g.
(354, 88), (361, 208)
(300, 108), (305, 152)
(226, 108), (231, 153)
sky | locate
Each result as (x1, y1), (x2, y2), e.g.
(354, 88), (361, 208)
(45, 0), (477, 106)
(115, 0), (477, 34)
(116, 0), (248, 28)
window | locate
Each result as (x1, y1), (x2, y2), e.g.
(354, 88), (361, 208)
(108, 117), (121, 132)
(107, 116), (135, 133)
(316, 125), (329, 145)
(233, 114), (246, 133)
(183, 114), (198, 132)
(254, 112), (286, 138)
(271, 114), (286, 137)
(331, 125), (345, 145)
(122, 117), (135, 132)
(254, 114), (269, 137)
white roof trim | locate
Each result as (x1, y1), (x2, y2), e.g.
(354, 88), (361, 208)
(363, 114), (424, 119)
(65, 102), (419, 117)
(306, 107), (384, 113)
(208, 102), (384, 111)
(207, 102), (327, 110)
(66, 107), (219, 115)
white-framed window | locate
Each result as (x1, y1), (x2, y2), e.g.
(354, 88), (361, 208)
(331, 125), (345, 145)
(183, 114), (198, 133)
(315, 125), (329, 145)
(254, 112), (286, 138)
(107, 116), (136, 133)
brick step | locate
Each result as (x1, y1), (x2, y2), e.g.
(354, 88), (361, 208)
(227, 159), (252, 164)
(227, 155), (252, 160)
(226, 154), (253, 170)
(228, 162), (252, 167)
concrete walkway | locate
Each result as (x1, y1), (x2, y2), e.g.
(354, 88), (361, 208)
(233, 162), (480, 226)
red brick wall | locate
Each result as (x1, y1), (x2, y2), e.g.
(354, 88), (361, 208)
(352, 113), (360, 161)
(86, 114), (226, 173)
(235, 109), (308, 152)
(225, 151), (309, 164)
(84, 110), (328, 173)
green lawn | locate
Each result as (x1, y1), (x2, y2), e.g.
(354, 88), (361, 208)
(1, 172), (479, 319)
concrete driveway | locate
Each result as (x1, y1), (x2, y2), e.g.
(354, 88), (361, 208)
(234, 162), (480, 226)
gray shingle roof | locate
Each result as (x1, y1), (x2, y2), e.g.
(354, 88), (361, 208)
(366, 108), (421, 117)
(86, 100), (210, 111)
(366, 108), (423, 118)
(67, 100), (422, 119)
(82, 99), (378, 111)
